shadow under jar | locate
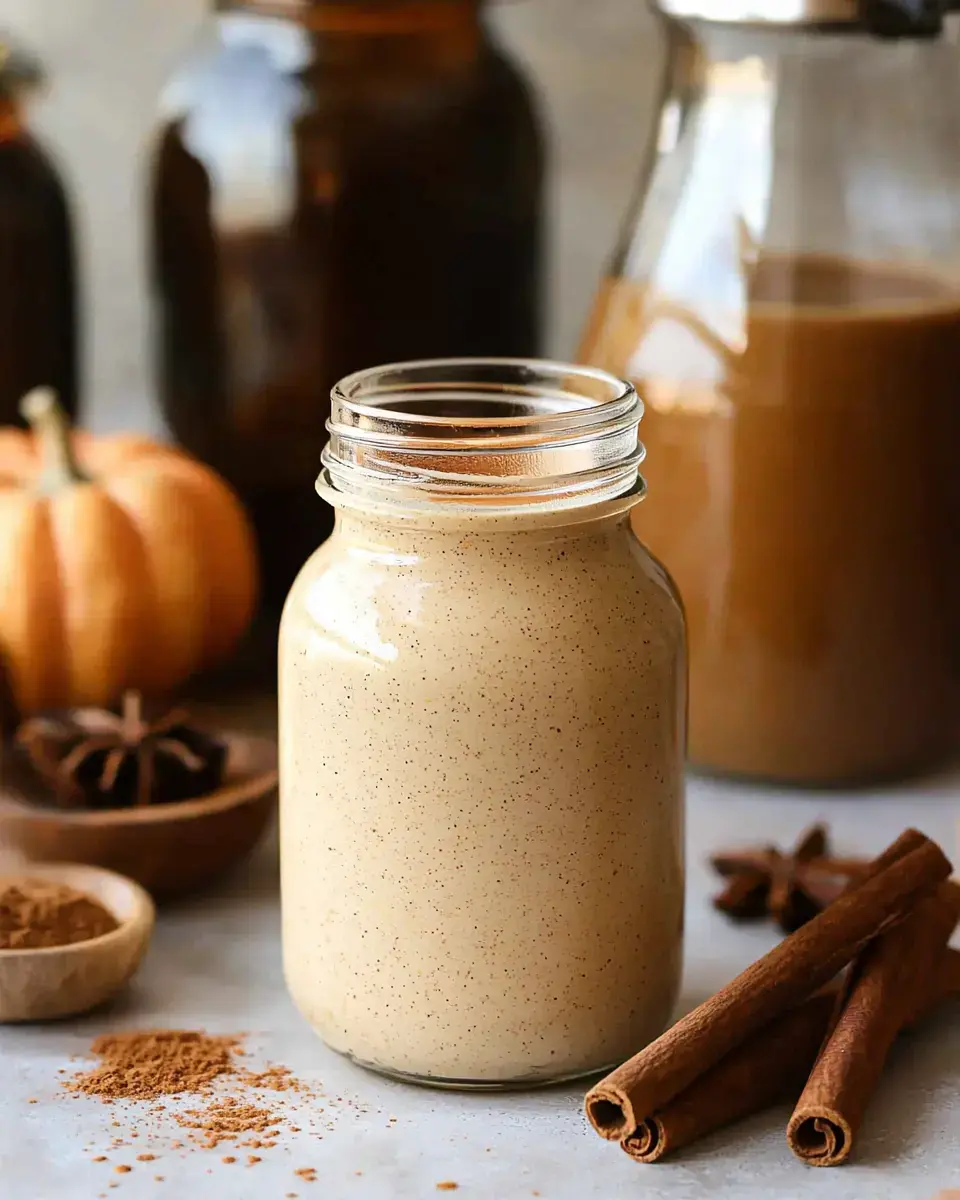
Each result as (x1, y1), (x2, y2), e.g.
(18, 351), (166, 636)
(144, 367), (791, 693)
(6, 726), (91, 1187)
(279, 360), (686, 1088)
(580, 0), (960, 786)
(150, 0), (544, 620)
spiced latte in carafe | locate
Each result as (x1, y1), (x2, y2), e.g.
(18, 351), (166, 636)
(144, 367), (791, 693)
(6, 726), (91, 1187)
(581, 254), (960, 784)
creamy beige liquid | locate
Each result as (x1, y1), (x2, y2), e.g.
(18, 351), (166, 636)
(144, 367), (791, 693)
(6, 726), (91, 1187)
(581, 256), (960, 785)
(279, 501), (685, 1085)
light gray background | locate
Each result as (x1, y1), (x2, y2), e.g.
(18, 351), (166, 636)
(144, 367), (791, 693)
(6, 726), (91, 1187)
(0, 0), (663, 431)
(4, 779), (960, 1200)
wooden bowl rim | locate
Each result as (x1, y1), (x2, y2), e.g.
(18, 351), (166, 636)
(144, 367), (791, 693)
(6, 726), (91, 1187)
(0, 862), (155, 961)
(0, 734), (277, 827)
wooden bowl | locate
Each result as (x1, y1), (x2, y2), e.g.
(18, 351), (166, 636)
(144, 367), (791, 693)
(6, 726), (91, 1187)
(0, 862), (155, 1022)
(0, 736), (277, 901)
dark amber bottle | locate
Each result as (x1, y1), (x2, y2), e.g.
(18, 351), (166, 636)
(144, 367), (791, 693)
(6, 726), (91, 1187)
(0, 40), (78, 426)
(151, 0), (544, 616)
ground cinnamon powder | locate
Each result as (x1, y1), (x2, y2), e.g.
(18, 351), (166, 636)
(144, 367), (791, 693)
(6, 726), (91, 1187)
(67, 1031), (241, 1100)
(176, 1098), (278, 1148)
(243, 1065), (300, 1091)
(69, 1030), (333, 1172)
(0, 879), (118, 949)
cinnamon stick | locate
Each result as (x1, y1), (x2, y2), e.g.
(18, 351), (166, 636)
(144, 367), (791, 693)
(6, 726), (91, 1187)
(786, 879), (960, 1166)
(848, 827), (927, 875)
(822, 827), (931, 1029)
(908, 945), (960, 1020)
(621, 944), (960, 1164)
(585, 829), (951, 1141)
(937, 945), (960, 998)
(621, 992), (834, 1163)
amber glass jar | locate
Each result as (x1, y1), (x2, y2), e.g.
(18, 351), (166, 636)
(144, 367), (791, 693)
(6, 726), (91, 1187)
(0, 39), (78, 427)
(150, 0), (544, 617)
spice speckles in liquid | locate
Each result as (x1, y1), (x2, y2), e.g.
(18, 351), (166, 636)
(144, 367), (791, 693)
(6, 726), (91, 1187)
(281, 504), (686, 1083)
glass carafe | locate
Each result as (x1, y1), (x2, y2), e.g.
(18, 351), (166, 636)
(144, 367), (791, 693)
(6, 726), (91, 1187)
(580, 0), (960, 786)
(151, 0), (544, 622)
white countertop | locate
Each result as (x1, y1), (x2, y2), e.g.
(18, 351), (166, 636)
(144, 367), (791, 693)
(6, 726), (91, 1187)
(3, 771), (959, 1200)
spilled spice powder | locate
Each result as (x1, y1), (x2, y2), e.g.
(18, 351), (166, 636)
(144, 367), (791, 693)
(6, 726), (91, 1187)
(67, 1031), (241, 1100)
(0, 879), (117, 949)
(68, 1030), (323, 1165)
(244, 1064), (301, 1092)
(175, 1098), (278, 1148)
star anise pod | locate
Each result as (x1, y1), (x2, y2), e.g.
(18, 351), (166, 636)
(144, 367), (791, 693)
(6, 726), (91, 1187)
(15, 691), (228, 810)
(710, 824), (868, 933)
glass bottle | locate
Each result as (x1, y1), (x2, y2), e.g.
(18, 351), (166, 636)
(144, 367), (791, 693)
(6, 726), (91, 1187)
(0, 37), (78, 426)
(280, 359), (685, 1087)
(580, 0), (960, 785)
(150, 0), (544, 620)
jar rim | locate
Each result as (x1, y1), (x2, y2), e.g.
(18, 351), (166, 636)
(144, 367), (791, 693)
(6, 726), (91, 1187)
(331, 356), (638, 431)
(321, 358), (647, 514)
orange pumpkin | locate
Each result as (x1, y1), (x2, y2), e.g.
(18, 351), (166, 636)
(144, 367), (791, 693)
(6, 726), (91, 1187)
(0, 389), (259, 715)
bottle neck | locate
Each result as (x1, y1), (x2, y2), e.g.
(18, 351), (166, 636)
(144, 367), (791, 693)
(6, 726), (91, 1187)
(216, 0), (482, 33)
(217, 0), (485, 70)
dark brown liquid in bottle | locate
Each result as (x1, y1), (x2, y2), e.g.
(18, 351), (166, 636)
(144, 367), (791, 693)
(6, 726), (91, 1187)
(151, 0), (544, 626)
(0, 96), (78, 425)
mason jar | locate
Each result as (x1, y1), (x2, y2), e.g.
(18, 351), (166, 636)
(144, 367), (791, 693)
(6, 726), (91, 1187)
(279, 359), (686, 1088)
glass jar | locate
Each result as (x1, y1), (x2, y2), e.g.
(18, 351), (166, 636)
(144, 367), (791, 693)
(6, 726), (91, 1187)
(279, 359), (685, 1087)
(150, 0), (544, 620)
(580, 0), (960, 786)
(0, 36), (78, 427)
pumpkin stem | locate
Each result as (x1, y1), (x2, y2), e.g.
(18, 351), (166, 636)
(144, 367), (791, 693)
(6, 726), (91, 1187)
(20, 387), (91, 491)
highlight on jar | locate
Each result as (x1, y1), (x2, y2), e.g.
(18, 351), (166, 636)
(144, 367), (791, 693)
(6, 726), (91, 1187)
(279, 358), (687, 1088)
